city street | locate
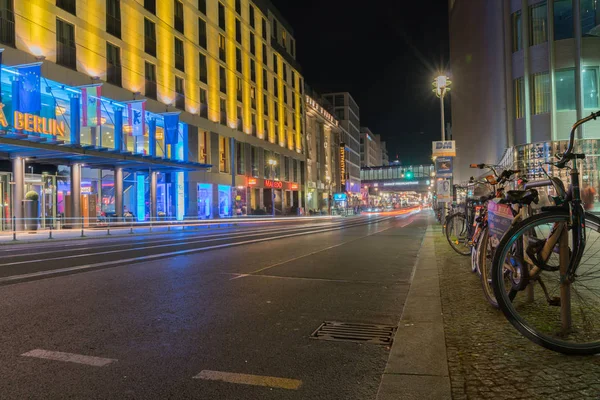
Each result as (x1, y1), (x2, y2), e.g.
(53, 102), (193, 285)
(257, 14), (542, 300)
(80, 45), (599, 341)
(0, 211), (426, 399)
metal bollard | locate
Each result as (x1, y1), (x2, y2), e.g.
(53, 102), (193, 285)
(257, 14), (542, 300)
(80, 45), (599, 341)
(107, 225), (111, 235)
(49, 223), (53, 239)
(12, 216), (16, 241)
(81, 216), (85, 237)
(129, 221), (134, 234)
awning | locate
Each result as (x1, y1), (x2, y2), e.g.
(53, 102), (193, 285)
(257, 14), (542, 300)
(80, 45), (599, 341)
(0, 132), (211, 172)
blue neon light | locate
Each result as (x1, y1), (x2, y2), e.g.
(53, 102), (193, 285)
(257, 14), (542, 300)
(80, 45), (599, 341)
(137, 174), (145, 222)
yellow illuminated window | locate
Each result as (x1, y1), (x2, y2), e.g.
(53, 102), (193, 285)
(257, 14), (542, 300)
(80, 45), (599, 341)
(531, 72), (550, 115)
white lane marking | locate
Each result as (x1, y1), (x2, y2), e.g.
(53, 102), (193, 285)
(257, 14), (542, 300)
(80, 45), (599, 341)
(21, 349), (116, 367)
(0, 217), (395, 283)
(0, 218), (379, 267)
(193, 370), (302, 390)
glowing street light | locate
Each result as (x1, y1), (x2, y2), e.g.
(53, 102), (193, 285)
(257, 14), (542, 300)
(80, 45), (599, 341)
(432, 75), (452, 141)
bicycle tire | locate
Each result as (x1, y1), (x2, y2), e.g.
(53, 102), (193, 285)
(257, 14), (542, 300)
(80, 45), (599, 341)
(445, 213), (471, 256)
(492, 210), (600, 355)
(478, 226), (499, 308)
(471, 224), (485, 274)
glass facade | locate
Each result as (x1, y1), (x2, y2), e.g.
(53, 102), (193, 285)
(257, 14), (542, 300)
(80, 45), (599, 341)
(555, 69), (576, 111)
(531, 72), (551, 115)
(529, 1), (548, 46)
(554, 0), (573, 40)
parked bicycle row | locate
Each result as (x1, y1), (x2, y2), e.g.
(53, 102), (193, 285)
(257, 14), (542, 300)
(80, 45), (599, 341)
(441, 112), (600, 356)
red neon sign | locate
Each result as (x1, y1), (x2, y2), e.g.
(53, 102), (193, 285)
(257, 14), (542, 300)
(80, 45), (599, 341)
(265, 179), (283, 189)
(291, 183), (299, 190)
(248, 178), (257, 186)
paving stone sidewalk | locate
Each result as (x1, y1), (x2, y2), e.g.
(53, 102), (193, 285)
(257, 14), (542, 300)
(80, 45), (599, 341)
(433, 225), (600, 400)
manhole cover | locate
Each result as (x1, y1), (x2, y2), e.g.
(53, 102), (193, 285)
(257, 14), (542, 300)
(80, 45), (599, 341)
(311, 321), (397, 345)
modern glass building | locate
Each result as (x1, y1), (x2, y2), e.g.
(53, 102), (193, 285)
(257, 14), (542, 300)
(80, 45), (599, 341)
(0, 0), (306, 228)
(450, 0), (600, 202)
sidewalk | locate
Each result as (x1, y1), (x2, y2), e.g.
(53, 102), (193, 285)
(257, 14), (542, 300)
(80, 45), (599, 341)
(377, 222), (600, 400)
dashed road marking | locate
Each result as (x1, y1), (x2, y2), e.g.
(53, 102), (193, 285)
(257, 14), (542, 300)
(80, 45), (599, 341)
(20, 349), (116, 367)
(193, 369), (302, 390)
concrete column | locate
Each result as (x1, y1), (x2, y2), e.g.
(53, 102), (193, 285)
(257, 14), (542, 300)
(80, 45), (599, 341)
(212, 184), (220, 219)
(70, 163), (81, 227)
(12, 157), (24, 231)
(150, 171), (157, 219)
(115, 167), (123, 217)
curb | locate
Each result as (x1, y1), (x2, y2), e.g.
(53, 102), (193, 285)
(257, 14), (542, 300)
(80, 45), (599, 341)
(375, 224), (451, 400)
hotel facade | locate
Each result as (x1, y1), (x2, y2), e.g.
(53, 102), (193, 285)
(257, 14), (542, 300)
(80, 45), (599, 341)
(0, 0), (306, 228)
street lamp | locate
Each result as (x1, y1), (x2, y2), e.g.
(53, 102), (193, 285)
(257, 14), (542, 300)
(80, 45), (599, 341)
(432, 75), (452, 141)
(268, 158), (277, 217)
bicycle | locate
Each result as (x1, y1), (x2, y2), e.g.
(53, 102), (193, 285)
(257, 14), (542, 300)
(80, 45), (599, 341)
(491, 111), (600, 355)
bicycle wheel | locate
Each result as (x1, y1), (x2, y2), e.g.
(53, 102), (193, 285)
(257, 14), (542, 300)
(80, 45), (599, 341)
(492, 210), (600, 355)
(471, 224), (485, 274)
(445, 213), (471, 256)
(478, 226), (501, 308)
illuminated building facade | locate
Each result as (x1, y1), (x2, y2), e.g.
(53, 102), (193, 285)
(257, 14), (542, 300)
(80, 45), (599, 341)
(359, 127), (382, 167)
(304, 86), (341, 213)
(323, 92), (361, 194)
(0, 0), (306, 224)
(450, 0), (600, 207)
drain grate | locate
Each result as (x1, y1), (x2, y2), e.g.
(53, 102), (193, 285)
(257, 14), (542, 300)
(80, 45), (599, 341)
(310, 321), (397, 345)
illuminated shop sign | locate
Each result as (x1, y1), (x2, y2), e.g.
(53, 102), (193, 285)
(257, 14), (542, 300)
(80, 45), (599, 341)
(333, 193), (347, 201)
(265, 179), (283, 189)
(291, 183), (299, 190)
(248, 178), (257, 186)
(382, 181), (422, 187)
(340, 144), (346, 185)
(0, 104), (66, 136)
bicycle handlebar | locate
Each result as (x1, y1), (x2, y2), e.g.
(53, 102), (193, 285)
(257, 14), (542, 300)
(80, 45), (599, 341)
(557, 111), (600, 167)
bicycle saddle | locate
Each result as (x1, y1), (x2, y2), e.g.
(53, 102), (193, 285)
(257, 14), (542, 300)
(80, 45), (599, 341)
(505, 189), (539, 205)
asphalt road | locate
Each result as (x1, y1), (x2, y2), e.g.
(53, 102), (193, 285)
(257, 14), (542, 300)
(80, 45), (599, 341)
(0, 211), (427, 400)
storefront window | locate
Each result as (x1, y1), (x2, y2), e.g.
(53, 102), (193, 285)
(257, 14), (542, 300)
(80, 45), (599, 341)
(583, 67), (599, 109)
(555, 69), (576, 110)
(236, 141), (245, 175)
(219, 135), (230, 173)
(198, 131), (208, 163)
(197, 183), (212, 218)
(251, 146), (259, 178)
(218, 184), (231, 217)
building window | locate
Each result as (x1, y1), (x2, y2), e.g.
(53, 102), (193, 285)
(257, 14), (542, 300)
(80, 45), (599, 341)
(554, 0), (573, 40)
(555, 69), (576, 111)
(250, 32), (255, 55)
(251, 113), (256, 136)
(249, 5), (255, 28)
(56, 19), (76, 70)
(529, 2), (548, 46)
(198, 0), (206, 13)
(251, 146), (259, 177)
(235, 0), (241, 14)
(106, 43), (122, 86)
(174, 0), (184, 33)
(273, 54), (278, 73)
(198, 18), (207, 49)
(199, 52), (208, 83)
(511, 11), (522, 52)
(144, 18), (157, 57)
(174, 37), (185, 71)
(145, 62), (157, 100)
(291, 38), (295, 57)
(0, 0), (15, 47)
(106, 0), (121, 38)
(284, 156), (290, 181)
(235, 19), (242, 43)
(291, 71), (296, 88)
(272, 19), (277, 39)
(57, 0), (76, 15)
(283, 85), (288, 104)
(273, 77), (278, 97)
(262, 43), (267, 60)
(219, 135), (230, 173)
(263, 93), (268, 116)
(582, 0), (600, 37)
(198, 130), (208, 163)
(219, 34), (226, 62)
(263, 69), (268, 90)
(283, 63), (287, 82)
(236, 47), (242, 73)
(583, 67), (599, 108)
(144, 0), (155, 14)
(250, 60), (256, 82)
(263, 118), (269, 141)
(262, 18), (267, 40)
(220, 98), (227, 125)
(175, 76), (185, 110)
(219, 66), (227, 93)
(218, 2), (226, 30)
(199, 88), (208, 118)
(237, 105), (243, 130)
(237, 77), (243, 102)
(236, 141), (244, 175)
(531, 72), (550, 115)
(274, 100), (279, 122)
(250, 86), (256, 109)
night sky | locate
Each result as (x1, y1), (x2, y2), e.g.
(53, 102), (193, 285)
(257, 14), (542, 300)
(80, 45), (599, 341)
(271, 1), (450, 166)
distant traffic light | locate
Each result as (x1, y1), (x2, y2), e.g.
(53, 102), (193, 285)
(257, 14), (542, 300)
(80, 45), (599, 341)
(405, 170), (413, 179)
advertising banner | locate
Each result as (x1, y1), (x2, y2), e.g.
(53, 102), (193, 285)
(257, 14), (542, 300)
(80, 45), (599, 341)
(487, 200), (513, 249)
(437, 179), (452, 203)
(432, 140), (456, 157)
(435, 157), (453, 178)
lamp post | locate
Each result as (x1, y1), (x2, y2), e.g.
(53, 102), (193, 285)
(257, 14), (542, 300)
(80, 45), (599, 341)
(432, 75), (452, 141)
(268, 158), (277, 217)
